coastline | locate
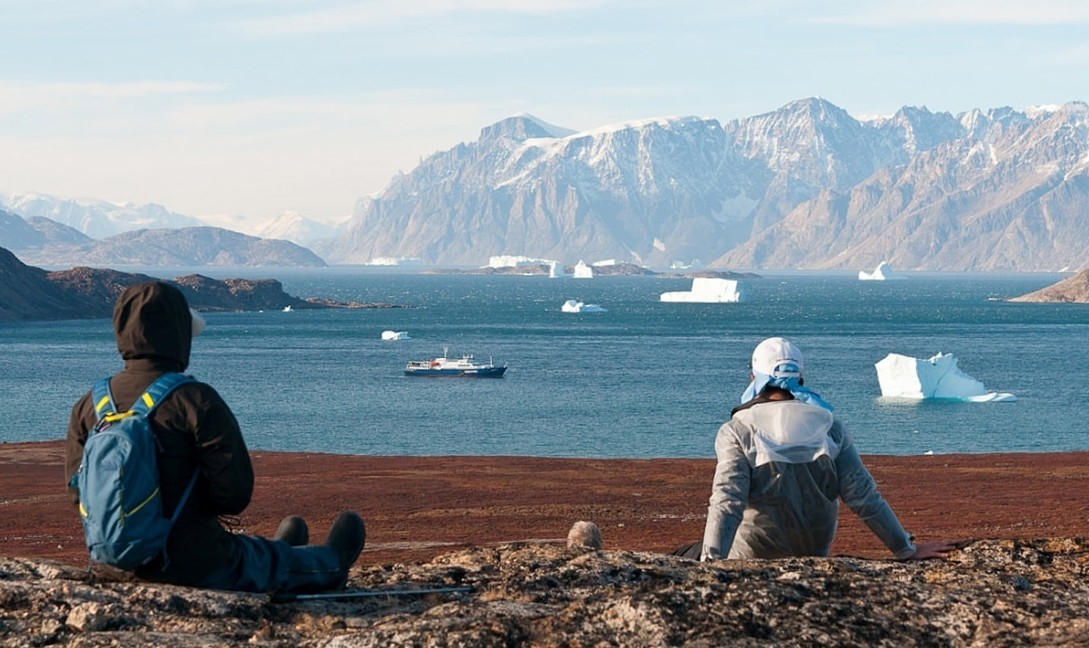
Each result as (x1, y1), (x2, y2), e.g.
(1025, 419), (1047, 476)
(4, 440), (1088, 567)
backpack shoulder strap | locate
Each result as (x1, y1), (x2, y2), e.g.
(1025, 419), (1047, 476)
(129, 372), (195, 416)
(91, 378), (116, 422)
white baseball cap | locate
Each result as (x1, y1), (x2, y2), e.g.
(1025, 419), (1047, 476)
(190, 308), (206, 337)
(751, 337), (804, 378)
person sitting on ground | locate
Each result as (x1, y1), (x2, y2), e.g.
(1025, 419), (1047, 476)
(65, 281), (365, 592)
(677, 337), (956, 562)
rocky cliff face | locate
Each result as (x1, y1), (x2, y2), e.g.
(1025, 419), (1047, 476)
(317, 114), (763, 267)
(720, 103), (1089, 272)
(3, 539), (1088, 647)
(317, 100), (1089, 271)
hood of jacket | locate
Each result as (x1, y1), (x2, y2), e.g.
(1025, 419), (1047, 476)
(113, 281), (192, 371)
(732, 400), (838, 467)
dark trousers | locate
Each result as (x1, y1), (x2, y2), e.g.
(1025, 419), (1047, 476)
(198, 534), (343, 593)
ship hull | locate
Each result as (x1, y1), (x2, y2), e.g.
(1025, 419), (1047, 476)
(404, 366), (507, 378)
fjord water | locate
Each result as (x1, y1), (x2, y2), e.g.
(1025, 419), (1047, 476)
(3, 270), (1087, 458)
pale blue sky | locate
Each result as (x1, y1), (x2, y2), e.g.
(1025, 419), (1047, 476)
(1, 0), (1087, 228)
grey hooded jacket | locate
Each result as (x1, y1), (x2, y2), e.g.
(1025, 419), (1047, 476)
(700, 399), (916, 561)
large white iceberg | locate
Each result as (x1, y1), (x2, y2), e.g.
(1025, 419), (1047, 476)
(859, 261), (904, 281)
(660, 277), (743, 303)
(381, 330), (411, 341)
(561, 299), (606, 313)
(572, 260), (594, 279)
(874, 352), (1015, 402)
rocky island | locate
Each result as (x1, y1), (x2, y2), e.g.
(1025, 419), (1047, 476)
(1010, 269), (1089, 303)
(0, 246), (398, 322)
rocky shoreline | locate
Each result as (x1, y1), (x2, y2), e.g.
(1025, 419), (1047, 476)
(1010, 269), (1089, 303)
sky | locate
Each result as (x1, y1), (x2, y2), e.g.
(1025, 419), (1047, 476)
(2, 0), (1088, 230)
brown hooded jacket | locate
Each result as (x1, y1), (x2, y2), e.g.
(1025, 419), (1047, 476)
(66, 281), (254, 585)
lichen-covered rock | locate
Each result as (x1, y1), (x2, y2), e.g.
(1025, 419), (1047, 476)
(3, 538), (1089, 647)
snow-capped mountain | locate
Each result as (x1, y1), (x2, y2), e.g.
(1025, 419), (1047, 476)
(256, 211), (347, 246)
(0, 192), (204, 239)
(717, 102), (1089, 271)
(8, 98), (1089, 271)
(319, 100), (1089, 270)
(315, 113), (766, 266)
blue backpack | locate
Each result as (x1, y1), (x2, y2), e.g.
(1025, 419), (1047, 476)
(69, 372), (198, 570)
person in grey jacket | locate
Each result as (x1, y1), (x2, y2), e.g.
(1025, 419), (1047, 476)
(698, 337), (956, 562)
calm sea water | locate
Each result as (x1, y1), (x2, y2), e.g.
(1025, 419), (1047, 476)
(3, 269), (1087, 458)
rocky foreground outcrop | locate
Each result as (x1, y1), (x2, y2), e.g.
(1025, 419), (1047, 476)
(4, 538), (1089, 647)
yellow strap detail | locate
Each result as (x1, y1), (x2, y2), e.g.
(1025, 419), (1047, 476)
(128, 487), (160, 516)
(79, 502), (88, 518)
(141, 392), (155, 408)
(94, 396), (112, 413)
(103, 411), (136, 423)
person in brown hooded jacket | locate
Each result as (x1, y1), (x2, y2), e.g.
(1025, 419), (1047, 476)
(66, 281), (365, 592)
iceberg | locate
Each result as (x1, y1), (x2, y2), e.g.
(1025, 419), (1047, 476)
(572, 260), (594, 279)
(549, 262), (565, 279)
(660, 277), (742, 303)
(487, 255), (550, 269)
(381, 330), (411, 341)
(874, 352), (1015, 402)
(859, 261), (904, 281)
(561, 300), (606, 313)
(367, 257), (421, 266)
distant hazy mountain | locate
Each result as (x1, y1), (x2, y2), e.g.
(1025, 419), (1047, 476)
(15, 226), (327, 268)
(317, 100), (1089, 271)
(0, 192), (204, 238)
(256, 211), (346, 246)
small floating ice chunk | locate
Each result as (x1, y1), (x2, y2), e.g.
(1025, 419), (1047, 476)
(875, 352), (1015, 402)
(660, 277), (743, 303)
(561, 300), (606, 313)
(282, 305), (293, 312)
(381, 330), (411, 341)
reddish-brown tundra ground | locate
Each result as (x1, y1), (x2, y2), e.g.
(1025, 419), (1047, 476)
(3, 442), (1088, 567)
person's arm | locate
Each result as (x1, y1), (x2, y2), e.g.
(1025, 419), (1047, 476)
(700, 425), (751, 561)
(186, 384), (255, 515)
(833, 426), (918, 559)
(904, 540), (959, 560)
(64, 392), (95, 506)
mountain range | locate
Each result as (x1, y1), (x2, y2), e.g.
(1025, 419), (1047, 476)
(3, 98), (1088, 271)
(316, 99), (1089, 271)
(1, 209), (325, 267)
